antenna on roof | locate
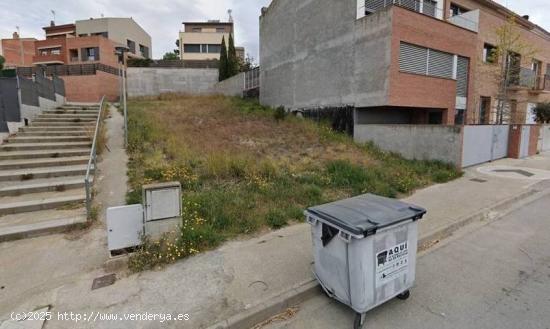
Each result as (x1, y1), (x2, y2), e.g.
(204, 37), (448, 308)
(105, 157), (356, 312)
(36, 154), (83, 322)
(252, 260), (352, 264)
(51, 10), (56, 24)
(228, 9), (233, 22)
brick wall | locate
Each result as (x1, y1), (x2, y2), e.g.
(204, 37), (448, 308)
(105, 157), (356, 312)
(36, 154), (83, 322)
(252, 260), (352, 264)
(62, 72), (119, 103)
(1, 38), (36, 67)
(388, 6), (478, 124)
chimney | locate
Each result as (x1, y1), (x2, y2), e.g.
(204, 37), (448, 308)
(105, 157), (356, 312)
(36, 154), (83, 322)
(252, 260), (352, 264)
(13, 31), (19, 39)
(50, 20), (55, 26)
(522, 15), (530, 20)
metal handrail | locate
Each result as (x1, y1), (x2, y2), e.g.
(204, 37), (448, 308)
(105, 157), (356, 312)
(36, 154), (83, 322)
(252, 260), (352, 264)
(85, 95), (106, 217)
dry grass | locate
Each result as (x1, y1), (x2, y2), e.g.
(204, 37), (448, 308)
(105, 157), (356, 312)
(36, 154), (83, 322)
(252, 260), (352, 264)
(126, 94), (461, 272)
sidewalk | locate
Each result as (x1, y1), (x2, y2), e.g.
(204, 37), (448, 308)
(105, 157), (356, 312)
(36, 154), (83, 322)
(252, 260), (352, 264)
(1, 153), (550, 329)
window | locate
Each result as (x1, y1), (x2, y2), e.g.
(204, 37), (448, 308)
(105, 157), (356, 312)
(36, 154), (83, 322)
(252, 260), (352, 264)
(183, 44), (201, 53)
(207, 44), (221, 53)
(216, 27), (226, 33)
(139, 44), (149, 58)
(428, 112), (443, 124)
(399, 42), (456, 80)
(69, 49), (78, 62)
(127, 39), (136, 53)
(454, 109), (465, 125)
(479, 97), (491, 124)
(192, 27), (202, 32)
(51, 48), (61, 55)
(423, 0), (437, 16)
(39, 49), (48, 56)
(483, 43), (497, 63)
(450, 3), (469, 16)
(82, 47), (99, 61)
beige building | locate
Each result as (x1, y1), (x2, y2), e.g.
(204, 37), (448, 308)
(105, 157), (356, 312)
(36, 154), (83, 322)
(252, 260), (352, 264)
(75, 17), (152, 59)
(179, 21), (244, 61)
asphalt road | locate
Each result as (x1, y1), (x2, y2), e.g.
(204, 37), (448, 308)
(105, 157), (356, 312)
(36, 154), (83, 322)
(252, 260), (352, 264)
(259, 194), (550, 329)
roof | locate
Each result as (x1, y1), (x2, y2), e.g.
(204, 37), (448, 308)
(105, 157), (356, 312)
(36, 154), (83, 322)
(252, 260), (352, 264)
(182, 21), (233, 26)
(43, 23), (75, 32)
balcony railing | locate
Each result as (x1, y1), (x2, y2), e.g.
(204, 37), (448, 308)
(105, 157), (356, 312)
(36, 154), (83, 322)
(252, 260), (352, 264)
(16, 63), (121, 77)
(360, 0), (479, 31)
(32, 53), (64, 64)
(508, 67), (550, 91)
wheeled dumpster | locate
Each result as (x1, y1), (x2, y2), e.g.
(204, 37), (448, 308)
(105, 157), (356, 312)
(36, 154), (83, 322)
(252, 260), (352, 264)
(305, 194), (426, 329)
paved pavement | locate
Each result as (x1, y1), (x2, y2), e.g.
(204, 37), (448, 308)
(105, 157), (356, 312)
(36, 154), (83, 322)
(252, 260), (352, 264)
(258, 193), (550, 329)
(0, 149), (549, 329)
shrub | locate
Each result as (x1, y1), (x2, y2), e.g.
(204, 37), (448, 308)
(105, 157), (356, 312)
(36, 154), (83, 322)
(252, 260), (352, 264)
(266, 209), (287, 229)
(274, 106), (287, 122)
(534, 102), (550, 123)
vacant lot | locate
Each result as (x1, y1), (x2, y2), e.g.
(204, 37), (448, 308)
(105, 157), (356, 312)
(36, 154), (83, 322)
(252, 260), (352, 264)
(126, 94), (461, 270)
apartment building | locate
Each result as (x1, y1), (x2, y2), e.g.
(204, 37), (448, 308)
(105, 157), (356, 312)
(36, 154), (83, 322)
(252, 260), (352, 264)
(179, 21), (245, 61)
(75, 17), (152, 59)
(0, 33), (36, 68)
(260, 0), (550, 125)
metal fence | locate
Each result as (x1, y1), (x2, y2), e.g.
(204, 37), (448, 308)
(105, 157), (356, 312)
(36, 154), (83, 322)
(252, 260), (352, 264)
(0, 78), (21, 131)
(85, 96), (106, 217)
(17, 64), (121, 77)
(244, 67), (260, 91)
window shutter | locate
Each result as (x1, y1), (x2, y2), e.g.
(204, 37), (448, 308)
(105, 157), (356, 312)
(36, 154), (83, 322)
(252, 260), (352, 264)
(81, 48), (87, 61)
(456, 56), (469, 97)
(399, 42), (428, 75)
(428, 49), (454, 79)
(95, 47), (100, 61)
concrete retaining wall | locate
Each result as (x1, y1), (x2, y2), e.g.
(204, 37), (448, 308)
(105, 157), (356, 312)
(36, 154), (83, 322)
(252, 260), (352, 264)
(539, 125), (550, 152)
(213, 73), (245, 97)
(259, 0), (392, 110)
(127, 68), (218, 97)
(354, 124), (464, 167)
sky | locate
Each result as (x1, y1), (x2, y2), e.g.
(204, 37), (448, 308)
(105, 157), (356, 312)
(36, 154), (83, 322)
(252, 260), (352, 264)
(0, 0), (549, 61)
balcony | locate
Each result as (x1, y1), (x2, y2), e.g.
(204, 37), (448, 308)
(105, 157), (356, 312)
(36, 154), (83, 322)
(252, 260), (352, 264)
(32, 53), (65, 65)
(358, 0), (479, 32)
(508, 67), (550, 92)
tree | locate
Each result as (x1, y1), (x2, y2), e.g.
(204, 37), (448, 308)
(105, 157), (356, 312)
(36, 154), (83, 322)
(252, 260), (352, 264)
(218, 36), (229, 81)
(0, 55), (5, 70)
(227, 33), (239, 77)
(163, 52), (179, 60)
(491, 17), (537, 124)
(239, 53), (257, 72)
(534, 102), (550, 123)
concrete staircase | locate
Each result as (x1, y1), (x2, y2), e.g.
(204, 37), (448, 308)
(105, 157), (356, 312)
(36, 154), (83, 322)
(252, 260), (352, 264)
(0, 105), (100, 242)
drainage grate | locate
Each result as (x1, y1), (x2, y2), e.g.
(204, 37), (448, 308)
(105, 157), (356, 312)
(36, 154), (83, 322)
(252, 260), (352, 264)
(92, 273), (116, 290)
(470, 178), (488, 183)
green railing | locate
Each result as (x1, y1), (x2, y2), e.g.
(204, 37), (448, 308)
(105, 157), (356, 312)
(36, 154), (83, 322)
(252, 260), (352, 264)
(85, 95), (106, 217)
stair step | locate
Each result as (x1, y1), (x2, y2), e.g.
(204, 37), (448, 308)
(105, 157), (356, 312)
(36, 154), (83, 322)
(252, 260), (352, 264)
(59, 105), (99, 110)
(0, 177), (88, 197)
(0, 192), (86, 216)
(0, 165), (92, 182)
(34, 118), (97, 123)
(0, 149), (90, 160)
(39, 113), (98, 117)
(0, 156), (90, 170)
(6, 136), (91, 144)
(0, 141), (91, 151)
(0, 213), (87, 242)
(20, 126), (93, 132)
(42, 109), (99, 116)
(18, 131), (90, 137)
(31, 122), (96, 126)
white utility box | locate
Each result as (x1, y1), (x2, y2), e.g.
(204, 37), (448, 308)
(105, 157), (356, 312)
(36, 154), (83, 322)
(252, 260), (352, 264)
(106, 204), (144, 251)
(143, 182), (182, 222)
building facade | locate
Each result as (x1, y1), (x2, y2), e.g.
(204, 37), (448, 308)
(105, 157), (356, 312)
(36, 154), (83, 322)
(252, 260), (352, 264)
(179, 21), (244, 61)
(0, 33), (36, 68)
(75, 17), (152, 59)
(259, 0), (550, 125)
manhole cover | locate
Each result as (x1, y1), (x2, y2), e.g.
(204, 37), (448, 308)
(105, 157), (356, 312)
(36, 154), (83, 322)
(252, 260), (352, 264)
(92, 273), (116, 290)
(493, 169), (534, 177)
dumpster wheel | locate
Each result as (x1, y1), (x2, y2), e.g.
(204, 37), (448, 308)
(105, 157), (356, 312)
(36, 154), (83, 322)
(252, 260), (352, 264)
(397, 290), (410, 300)
(353, 312), (365, 329)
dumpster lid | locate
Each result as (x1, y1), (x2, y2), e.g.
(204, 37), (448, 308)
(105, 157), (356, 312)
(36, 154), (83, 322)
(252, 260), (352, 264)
(306, 194), (426, 236)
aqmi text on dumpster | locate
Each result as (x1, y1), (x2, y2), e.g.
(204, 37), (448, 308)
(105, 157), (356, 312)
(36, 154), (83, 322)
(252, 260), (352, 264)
(375, 242), (409, 287)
